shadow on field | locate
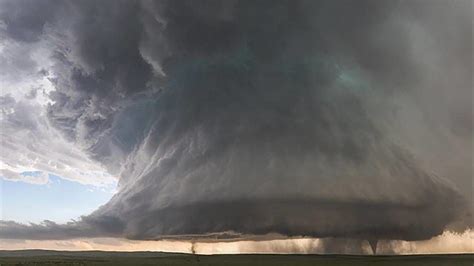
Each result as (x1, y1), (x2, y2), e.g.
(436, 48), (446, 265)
(0, 250), (472, 266)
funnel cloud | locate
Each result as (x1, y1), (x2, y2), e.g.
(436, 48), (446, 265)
(0, 0), (471, 246)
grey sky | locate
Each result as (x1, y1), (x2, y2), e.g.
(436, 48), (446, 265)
(0, 0), (471, 248)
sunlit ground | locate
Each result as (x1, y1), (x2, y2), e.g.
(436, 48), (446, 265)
(0, 230), (472, 255)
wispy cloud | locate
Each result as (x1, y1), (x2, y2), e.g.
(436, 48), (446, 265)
(0, 170), (49, 185)
(0, 94), (115, 187)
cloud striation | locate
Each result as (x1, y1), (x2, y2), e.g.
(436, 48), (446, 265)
(0, 0), (471, 244)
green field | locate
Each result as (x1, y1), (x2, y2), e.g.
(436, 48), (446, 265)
(0, 250), (472, 266)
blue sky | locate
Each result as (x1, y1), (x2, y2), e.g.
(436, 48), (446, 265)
(1, 175), (116, 223)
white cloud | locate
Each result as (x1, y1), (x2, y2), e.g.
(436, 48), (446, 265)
(0, 91), (115, 187)
(0, 169), (49, 185)
(0, 28), (115, 187)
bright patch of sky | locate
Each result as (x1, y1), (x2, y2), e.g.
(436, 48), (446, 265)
(0, 20), (118, 225)
(0, 33), (115, 188)
(0, 174), (116, 223)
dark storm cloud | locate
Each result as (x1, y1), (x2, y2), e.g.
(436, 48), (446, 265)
(0, 0), (59, 42)
(0, 216), (122, 240)
(0, 0), (471, 243)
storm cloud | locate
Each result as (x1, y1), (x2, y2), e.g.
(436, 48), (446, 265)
(0, 0), (471, 245)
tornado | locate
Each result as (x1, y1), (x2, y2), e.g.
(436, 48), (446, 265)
(0, 0), (470, 248)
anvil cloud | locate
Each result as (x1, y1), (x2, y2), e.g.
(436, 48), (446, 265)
(0, 0), (471, 246)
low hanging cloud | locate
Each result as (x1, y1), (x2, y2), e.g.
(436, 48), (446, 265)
(0, 0), (471, 247)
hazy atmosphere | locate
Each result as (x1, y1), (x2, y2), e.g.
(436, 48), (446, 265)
(0, 0), (472, 255)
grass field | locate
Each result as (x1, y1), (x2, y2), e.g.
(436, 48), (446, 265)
(0, 250), (472, 266)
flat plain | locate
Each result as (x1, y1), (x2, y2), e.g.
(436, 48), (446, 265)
(0, 250), (472, 266)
